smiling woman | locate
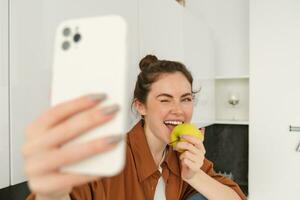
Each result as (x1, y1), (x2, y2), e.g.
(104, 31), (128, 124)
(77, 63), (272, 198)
(128, 55), (246, 200)
(132, 55), (197, 146)
(25, 55), (247, 200)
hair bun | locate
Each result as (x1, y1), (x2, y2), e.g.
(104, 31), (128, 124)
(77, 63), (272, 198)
(139, 55), (158, 71)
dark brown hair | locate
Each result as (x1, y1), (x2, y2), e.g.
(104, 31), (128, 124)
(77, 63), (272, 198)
(133, 54), (198, 105)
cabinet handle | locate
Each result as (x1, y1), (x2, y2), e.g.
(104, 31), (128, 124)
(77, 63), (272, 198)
(289, 125), (300, 132)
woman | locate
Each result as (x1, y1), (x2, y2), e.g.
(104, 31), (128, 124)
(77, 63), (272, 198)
(25, 55), (247, 200)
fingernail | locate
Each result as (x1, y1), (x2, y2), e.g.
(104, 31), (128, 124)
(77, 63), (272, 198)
(104, 135), (124, 145)
(88, 93), (107, 102)
(101, 104), (120, 115)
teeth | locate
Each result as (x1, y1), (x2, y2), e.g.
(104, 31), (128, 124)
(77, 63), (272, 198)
(164, 120), (183, 125)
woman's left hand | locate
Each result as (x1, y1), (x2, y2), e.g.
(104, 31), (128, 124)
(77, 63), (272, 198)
(175, 129), (206, 181)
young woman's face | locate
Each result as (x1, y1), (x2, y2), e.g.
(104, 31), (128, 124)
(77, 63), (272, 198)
(138, 72), (194, 144)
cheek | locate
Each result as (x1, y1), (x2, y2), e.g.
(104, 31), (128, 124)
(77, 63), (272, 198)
(148, 102), (168, 117)
(184, 104), (194, 120)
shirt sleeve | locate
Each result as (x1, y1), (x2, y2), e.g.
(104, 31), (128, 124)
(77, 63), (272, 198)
(70, 179), (106, 200)
(182, 158), (247, 200)
(25, 179), (106, 200)
(202, 159), (247, 200)
(25, 193), (35, 200)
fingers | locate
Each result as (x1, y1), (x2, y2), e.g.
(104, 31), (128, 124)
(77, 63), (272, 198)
(175, 135), (206, 172)
(175, 141), (199, 154)
(180, 150), (205, 171)
(22, 104), (119, 157)
(23, 94), (120, 197)
(181, 158), (199, 171)
(179, 135), (206, 154)
(200, 127), (205, 135)
(26, 94), (106, 139)
(179, 150), (205, 164)
(179, 150), (199, 163)
(29, 173), (100, 196)
(25, 135), (123, 177)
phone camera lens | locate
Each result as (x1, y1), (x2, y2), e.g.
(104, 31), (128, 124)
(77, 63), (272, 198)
(62, 41), (70, 50)
(73, 33), (81, 43)
(63, 27), (71, 36)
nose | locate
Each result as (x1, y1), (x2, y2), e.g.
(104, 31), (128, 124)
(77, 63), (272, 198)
(170, 101), (184, 115)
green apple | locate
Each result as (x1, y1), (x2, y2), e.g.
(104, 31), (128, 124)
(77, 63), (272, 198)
(169, 123), (204, 152)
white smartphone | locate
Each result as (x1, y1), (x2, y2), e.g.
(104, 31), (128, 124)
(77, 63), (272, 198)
(51, 15), (128, 176)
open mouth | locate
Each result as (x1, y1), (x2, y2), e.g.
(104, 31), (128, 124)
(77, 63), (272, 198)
(163, 120), (184, 132)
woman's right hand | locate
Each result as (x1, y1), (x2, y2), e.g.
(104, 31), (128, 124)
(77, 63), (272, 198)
(22, 94), (121, 200)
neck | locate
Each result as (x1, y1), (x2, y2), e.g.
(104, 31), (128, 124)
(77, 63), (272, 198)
(144, 123), (167, 166)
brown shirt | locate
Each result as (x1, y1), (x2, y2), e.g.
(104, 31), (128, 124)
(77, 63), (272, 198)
(26, 121), (247, 200)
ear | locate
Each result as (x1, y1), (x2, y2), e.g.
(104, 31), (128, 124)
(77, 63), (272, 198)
(134, 99), (147, 116)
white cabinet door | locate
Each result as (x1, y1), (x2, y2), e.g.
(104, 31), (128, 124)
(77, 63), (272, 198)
(250, 0), (300, 199)
(10, 0), (139, 185)
(0, 0), (10, 189)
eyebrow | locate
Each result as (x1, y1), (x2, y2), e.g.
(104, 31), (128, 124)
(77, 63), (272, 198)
(156, 93), (193, 98)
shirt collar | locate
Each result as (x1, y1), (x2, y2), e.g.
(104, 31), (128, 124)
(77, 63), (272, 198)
(164, 146), (181, 177)
(128, 121), (181, 182)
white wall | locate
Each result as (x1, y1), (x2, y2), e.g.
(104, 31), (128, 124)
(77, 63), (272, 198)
(249, 0), (300, 199)
(135, 0), (185, 126)
(186, 0), (249, 77)
(0, 0), (10, 189)
(139, 0), (215, 126)
(186, 0), (249, 124)
(182, 10), (215, 125)
(139, 0), (184, 61)
(10, 0), (139, 185)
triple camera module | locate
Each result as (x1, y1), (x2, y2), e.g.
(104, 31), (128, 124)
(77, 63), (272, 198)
(61, 27), (81, 51)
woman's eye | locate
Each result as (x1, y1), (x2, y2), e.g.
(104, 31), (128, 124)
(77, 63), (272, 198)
(182, 98), (192, 102)
(160, 99), (170, 103)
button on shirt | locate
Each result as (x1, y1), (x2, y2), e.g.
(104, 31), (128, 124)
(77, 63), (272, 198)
(26, 121), (247, 200)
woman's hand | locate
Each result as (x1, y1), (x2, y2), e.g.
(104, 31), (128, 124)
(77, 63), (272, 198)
(22, 94), (121, 200)
(175, 128), (206, 181)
